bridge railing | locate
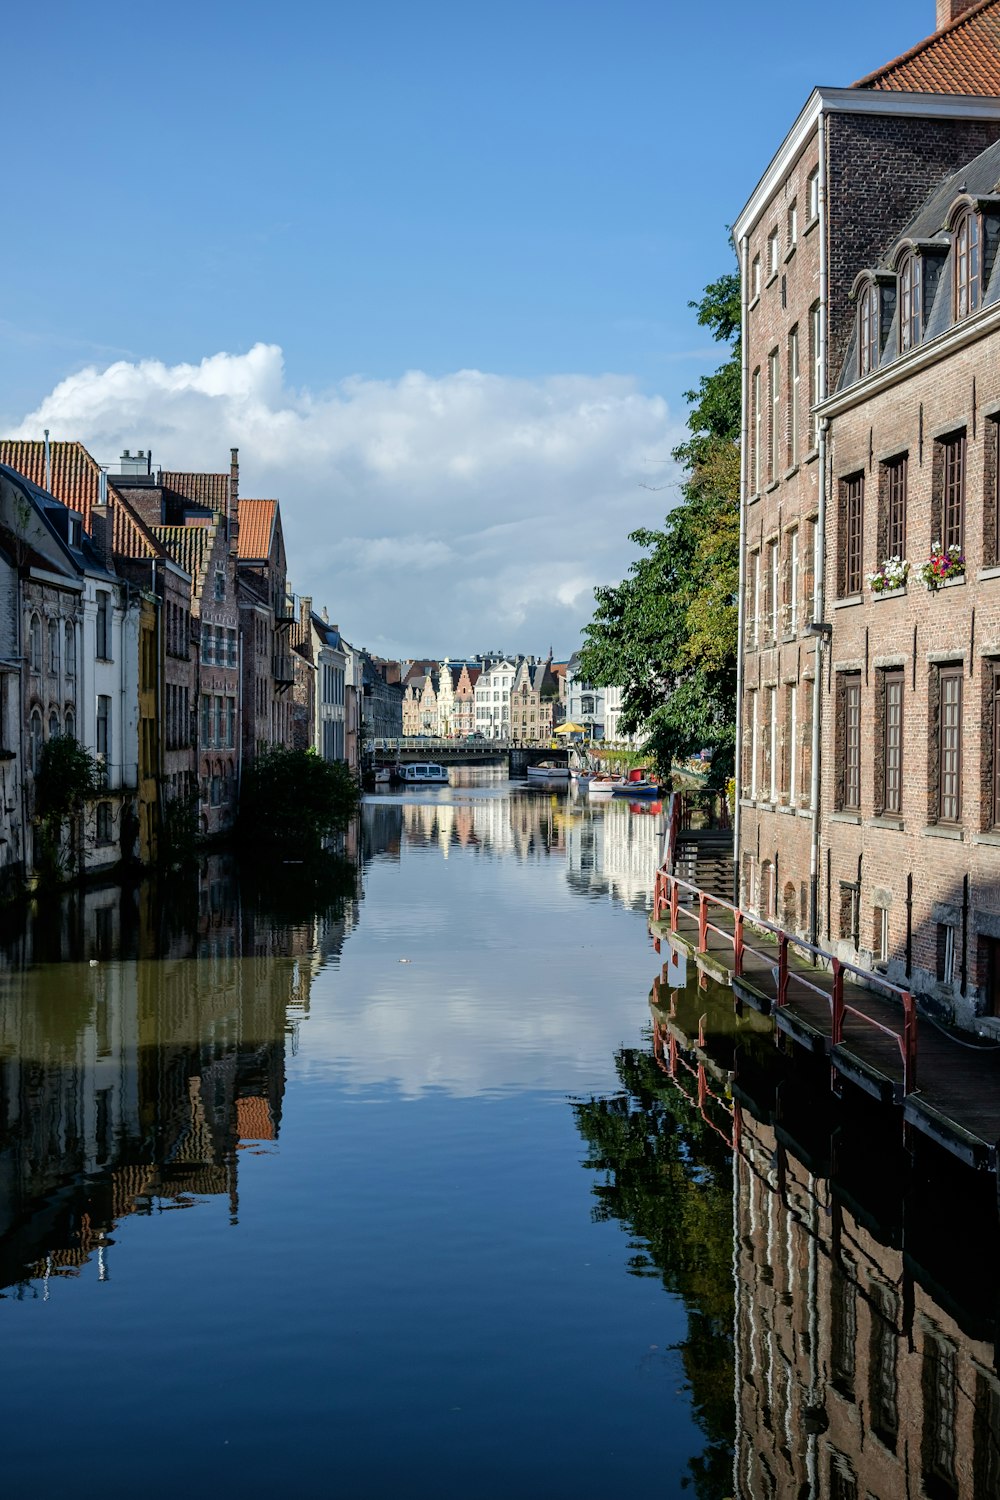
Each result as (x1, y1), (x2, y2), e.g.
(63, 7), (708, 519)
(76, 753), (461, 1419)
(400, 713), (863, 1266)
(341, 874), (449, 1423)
(369, 738), (565, 753)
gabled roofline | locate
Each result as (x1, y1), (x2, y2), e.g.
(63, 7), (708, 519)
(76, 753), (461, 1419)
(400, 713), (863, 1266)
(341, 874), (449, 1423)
(732, 86), (1000, 245)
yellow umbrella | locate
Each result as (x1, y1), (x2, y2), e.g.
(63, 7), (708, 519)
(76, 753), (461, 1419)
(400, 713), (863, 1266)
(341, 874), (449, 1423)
(554, 722), (586, 734)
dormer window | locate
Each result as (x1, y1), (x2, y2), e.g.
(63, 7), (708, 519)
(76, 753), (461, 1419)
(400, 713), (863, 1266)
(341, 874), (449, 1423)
(954, 208), (981, 319)
(854, 272), (895, 379)
(899, 251), (923, 351)
(858, 282), (880, 377)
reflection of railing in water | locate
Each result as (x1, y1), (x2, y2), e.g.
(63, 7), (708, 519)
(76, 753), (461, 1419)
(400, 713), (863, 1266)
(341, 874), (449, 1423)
(650, 974), (739, 1151)
(653, 869), (919, 1096)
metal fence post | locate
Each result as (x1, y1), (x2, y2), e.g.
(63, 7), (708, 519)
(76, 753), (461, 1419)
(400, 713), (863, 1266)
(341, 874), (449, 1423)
(734, 908), (744, 978)
(831, 959), (844, 1045)
(902, 990), (917, 1094)
(777, 933), (789, 1008)
(698, 892), (708, 951)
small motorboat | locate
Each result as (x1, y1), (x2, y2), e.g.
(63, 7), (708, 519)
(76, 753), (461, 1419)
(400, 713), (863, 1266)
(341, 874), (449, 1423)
(612, 768), (660, 798)
(393, 762), (449, 784)
(587, 774), (625, 797)
(373, 767), (391, 785)
(569, 767), (594, 783)
(526, 760), (571, 781)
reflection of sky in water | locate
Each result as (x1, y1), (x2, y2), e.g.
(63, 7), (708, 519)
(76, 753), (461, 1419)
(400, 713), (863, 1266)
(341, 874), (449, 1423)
(306, 785), (664, 1098)
(0, 775), (709, 1499)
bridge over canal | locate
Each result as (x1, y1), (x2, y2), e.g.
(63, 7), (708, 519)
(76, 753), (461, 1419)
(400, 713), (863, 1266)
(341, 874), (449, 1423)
(368, 738), (569, 776)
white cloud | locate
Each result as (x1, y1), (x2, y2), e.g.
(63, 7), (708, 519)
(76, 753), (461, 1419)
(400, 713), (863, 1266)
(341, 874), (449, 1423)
(12, 344), (684, 658)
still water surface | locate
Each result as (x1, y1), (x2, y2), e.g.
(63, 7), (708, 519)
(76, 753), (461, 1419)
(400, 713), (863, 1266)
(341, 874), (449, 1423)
(4, 770), (998, 1498)
(0, 771), (715, 1498)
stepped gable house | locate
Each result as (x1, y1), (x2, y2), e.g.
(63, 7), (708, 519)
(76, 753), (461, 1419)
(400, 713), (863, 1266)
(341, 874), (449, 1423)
(733, 0), (1000, 1024)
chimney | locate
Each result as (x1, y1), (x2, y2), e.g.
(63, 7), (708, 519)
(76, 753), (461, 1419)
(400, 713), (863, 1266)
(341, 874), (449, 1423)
(228, 446), (240, 556)
(300, 595), (312, 635)
(937, 0), (977, 26)
(91, 495), (114, 572)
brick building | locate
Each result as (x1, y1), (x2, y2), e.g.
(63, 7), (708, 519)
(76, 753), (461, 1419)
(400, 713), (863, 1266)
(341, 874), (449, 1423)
(733, 0), (1000, 1025)
(120, 452), (242, 836)
(236, 497), (296, 762)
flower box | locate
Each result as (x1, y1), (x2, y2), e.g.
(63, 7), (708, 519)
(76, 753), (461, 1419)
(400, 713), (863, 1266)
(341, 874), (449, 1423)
(921, 544), (965, 591)
(868, 557), (909, 594)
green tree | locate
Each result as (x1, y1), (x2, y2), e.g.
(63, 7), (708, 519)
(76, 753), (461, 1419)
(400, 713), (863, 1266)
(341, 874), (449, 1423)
(33, 734), (101, 884)
(578, 272), (740, 782)
(238, 746), (359, 857)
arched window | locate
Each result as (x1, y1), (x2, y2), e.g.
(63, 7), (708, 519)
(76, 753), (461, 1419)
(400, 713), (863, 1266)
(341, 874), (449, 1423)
(858, 281), (880, 377)
(48, 710), (59, 741)
(955, 209), (981, 319)
(48, 619), (60, 676)
(65, 621), (76, 677)
(898, 252), (922, 351)
(64, 708), (75, 740)
(29, 615), (41, 673)
(29, 710), (42, 773)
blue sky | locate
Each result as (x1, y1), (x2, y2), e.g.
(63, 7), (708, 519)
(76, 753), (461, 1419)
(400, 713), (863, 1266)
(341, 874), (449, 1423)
(3, 0), (937, 656)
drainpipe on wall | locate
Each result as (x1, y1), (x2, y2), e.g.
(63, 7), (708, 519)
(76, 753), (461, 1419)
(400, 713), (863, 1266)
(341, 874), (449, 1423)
(733, 233), (750, 904)
(809, 109), (829, 950)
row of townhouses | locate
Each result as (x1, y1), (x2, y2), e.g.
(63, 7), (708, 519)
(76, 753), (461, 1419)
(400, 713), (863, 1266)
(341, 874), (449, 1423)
(731, 0), (1000, 1026)
(397, 650), (636, 745)
(0, 440), (403, 892)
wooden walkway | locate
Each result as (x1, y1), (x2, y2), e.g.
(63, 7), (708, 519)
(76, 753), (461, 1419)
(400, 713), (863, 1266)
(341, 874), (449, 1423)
(652, 896), (1000, 1171)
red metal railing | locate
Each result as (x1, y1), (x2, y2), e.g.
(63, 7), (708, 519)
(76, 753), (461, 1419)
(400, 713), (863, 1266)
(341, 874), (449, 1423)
(650, 1007), (737, 1150)
(652, 869), (918, 1095)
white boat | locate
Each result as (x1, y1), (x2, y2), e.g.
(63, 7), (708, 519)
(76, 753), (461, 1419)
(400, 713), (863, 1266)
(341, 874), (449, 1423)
(373, 767), (391, 784)
(587, 774), (625, 797)
(396, 762), (449, 784)
(612, 779), (660, 798)
(569, 767), (595, 783)
(526, 760), (571, 781)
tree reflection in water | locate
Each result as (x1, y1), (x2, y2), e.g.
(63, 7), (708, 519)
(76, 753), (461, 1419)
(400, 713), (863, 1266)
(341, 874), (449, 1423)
(572, 1043), (736, 1500)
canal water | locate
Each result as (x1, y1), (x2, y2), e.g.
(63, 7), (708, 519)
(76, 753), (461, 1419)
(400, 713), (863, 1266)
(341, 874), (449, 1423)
(1, 767), (998, 1498)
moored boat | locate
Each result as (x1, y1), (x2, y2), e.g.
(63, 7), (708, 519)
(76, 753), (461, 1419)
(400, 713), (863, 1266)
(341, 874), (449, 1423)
(587, 774), (625, 797)
(393, 762), (450, 784)
(526, 760), (571, 781)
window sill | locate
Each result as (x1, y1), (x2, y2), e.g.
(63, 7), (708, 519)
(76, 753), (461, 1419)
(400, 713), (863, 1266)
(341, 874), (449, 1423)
(748, 492), (762, 506)
(803, 447), (819, 466)
(748, 294), (760, 312)
(766, 271), (779, 289)
(783, 464), (800, 481)
(922, 824), (964, 840)
(804, 215), (819, 238)
(871, 586), (906, 602)
(974, 830), (1000, 847)
(784, 245), (797, 265)
(833, 594), (863, 609)
(765, 479), (780, 494)
(978, 566), (1000, 582)
(830, 811), (862, 824)
(868, 816), (904, 831)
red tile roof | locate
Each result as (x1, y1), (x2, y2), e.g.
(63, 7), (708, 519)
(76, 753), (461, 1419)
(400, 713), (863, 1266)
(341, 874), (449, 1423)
(0, 439), (163, 559)
(161, 470), (231, 511)
(237, 498), (277, 561)
(854, 0), (1000, 92)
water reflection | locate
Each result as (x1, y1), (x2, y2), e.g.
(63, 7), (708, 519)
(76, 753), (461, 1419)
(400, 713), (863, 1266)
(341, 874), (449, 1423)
(637, 962), (1000, 1499)
(368, 778), (664, 906)
(0, 854), (360, 1295)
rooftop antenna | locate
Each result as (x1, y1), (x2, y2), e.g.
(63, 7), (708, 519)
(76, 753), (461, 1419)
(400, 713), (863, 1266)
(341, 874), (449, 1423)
(43, 429), (51, 493)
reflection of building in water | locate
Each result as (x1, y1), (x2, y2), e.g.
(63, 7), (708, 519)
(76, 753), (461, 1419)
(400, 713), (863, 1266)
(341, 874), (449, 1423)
(0, 852), (360, 1291)
(565, 798), (662, 910)
(392, 791), (567, 860)
(735, 1110), (1000, 1499)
